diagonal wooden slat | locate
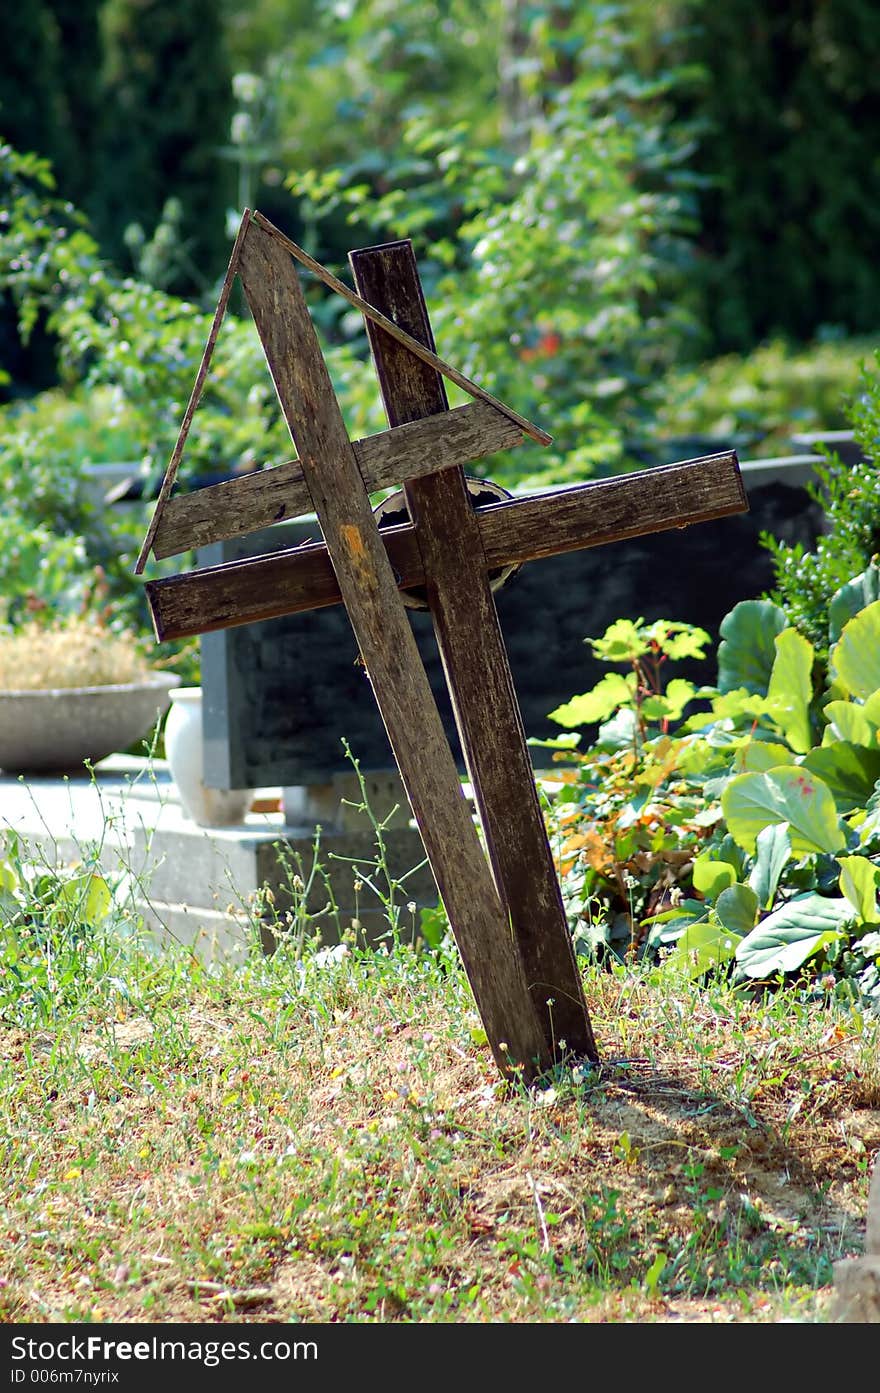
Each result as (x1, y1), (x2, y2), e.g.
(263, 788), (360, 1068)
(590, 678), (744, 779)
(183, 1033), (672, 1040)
(151, 400), (524, 558)
(136, 208), (553, 575)
(145, 451), (746, 641)
(235, 213), (550, 1081)
(134, 210), (251, 574)
(349, 239), (596, 1061)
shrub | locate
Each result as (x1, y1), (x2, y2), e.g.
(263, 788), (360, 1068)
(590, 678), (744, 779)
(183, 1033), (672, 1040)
(0, 140), (291, 659)
(94, 0), (234, 292)
(287, 2), (701, 486)
(676, 1), (880, 350)
(544, 585), (880, 1013)
(762, 350), (880, 660)
(650, 336), (871, 459)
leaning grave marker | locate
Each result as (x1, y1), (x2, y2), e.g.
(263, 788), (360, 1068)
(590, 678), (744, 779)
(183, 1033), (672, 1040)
(136, 209), (748, 1083)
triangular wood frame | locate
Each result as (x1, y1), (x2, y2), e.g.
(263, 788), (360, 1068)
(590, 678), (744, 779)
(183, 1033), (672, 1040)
(135, 209), (548, 574)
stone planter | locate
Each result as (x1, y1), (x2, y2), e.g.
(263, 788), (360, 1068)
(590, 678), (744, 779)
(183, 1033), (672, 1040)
(164, 686), (254, 826)
(0, 673), (180, 775)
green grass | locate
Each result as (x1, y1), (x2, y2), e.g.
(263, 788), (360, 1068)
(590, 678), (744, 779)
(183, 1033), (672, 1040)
(1, 827), (878, 1324)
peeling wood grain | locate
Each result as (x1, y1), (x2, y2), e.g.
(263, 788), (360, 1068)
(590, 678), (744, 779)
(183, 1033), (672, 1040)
(146, 451), (746, 639)
(350, 239), (597, 1061)
(151, 401), (524, 558)
(233, 216), (549, 1081)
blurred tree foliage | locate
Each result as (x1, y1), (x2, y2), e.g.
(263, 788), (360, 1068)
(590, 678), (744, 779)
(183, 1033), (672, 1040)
(671, 0), (880, 351)
(0, 2), (102, 208)
(0, 1), (102, 391)
(94, 0), (234, 292)
(276, 1), (703, 480)
(224, 0), (880, 359)
(2, 0), (880, 397)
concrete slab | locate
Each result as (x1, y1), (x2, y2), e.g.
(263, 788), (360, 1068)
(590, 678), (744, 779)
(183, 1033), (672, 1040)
(0, 755), (438, 964)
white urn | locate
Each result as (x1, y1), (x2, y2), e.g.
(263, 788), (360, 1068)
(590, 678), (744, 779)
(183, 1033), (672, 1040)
(164, 687), (253, 826)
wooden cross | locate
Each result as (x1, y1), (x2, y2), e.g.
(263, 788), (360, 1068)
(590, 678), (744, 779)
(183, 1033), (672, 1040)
(136, 209), (748, 1084)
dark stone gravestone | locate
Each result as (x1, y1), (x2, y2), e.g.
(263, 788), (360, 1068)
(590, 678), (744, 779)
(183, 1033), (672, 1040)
(201, 459), (825, 794)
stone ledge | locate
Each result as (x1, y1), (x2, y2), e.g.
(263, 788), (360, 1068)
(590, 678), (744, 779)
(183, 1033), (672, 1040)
(1, 754), (438, 965)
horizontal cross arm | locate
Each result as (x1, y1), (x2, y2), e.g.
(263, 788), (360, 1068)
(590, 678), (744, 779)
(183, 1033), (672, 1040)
(146, 451), (746, 640)
(150, 400), (524, 559)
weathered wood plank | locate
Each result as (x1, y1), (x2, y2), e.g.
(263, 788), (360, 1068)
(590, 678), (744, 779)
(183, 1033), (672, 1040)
(135, 209), (251, 575)
(235, 216), (549, 1081)
(151, 400), (525, 559)
(252, 211), (554, 446)
(349, 239), (597, 1062)
(146, 451), (746, 640)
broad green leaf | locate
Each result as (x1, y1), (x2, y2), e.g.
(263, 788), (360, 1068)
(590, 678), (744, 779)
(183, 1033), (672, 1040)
(664, 921), (742, 978)
(717, 600), (788, 696)
(821, 700), (878, 748)
(721, 766), (845, 855)
(419, 905), (449, 950)
(829, 562), (880, 644)
(588, 619), (645, 663)
(549, 672), (634, 727)
(855, 803), (880, 849)
(692, 855), (737, 900)
(527, 733), (582, 750)
(715, 833), (749, 881)
(801, 743), (880, 814)
(644, 1252), (667, 1298)
(56, 873), (113, 925)
(832, 600), (880, 700)
(837, 855), (880, 924)
(734, 740), (795, 773)
(734, 895), (850, 979)
(709, 688), (775, 723)
(748, 822), (792, 908)
(676, 735), (728, 776)
(641, 679), (697, 723)
(715, 883), (759, 934)
(644, 898), (707, 928)
(766, 628), (814, 754)
(0, 858), (19, 894)
(595, 706), (639, 751)
(644, 622), (711, 661)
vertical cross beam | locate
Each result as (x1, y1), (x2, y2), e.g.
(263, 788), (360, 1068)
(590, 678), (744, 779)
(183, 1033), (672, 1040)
(349, 241), (597, 1062)
(236, 217), (551, 1082)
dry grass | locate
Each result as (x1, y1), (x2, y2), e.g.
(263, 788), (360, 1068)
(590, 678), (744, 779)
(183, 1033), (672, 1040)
(1, 918), (878, 1325)
(0, 616), (155, 690)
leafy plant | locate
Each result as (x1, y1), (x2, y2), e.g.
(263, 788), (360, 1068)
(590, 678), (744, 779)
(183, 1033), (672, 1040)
(762, 350), (880, 661)
(545, 587), (880, 1010)
(543, 618), (713, 959)
(93, 0), (234, 291)
(0, 517), (93, 629)
(0, 832), (123, 1030)
(549, 617), (711, 750)
(673, 1), (880, 351)
(0, 139), (292, 660)
(286, 2), (702, 486)
(650, 336), (871, 459)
